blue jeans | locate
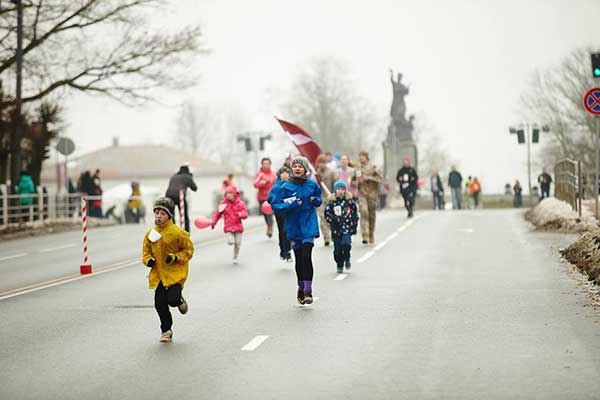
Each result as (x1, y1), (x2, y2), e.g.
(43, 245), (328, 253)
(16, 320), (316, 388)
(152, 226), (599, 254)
(333, 235), (352, 266)
(451, 187), (462, 209)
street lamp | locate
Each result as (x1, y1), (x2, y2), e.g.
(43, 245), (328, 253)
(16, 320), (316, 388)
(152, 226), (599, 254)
(509, 123), (550, 206)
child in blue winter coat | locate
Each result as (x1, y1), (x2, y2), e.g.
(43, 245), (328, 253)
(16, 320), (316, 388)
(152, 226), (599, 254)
(271, 156), (322, 305)
(325, 181), (359, 273)
(267, 166), (292, 262)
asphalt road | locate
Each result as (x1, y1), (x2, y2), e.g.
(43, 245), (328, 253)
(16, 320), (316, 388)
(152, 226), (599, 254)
(1, 209), (600, 399)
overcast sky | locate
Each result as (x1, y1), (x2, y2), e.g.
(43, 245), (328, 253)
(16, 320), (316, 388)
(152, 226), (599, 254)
(63, 0), (600, 192)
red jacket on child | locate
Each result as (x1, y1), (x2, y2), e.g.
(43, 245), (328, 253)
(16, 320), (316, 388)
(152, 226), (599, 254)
(211, 186), (248, 233)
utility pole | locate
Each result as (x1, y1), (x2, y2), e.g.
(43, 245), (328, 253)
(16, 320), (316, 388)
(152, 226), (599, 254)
(509, 123), (549, 206)
(9, 0), (23, 187)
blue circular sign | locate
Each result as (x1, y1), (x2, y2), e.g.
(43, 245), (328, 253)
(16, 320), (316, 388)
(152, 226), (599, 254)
(584, 88), (600, 115)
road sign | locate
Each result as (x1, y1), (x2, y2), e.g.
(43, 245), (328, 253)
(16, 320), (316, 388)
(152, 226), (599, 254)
(56, 137), (75, 156)
(584, 88), (600, 115)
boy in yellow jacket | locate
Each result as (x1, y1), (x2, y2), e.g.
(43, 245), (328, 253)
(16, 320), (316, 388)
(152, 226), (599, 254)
(142, 197), (195, 343)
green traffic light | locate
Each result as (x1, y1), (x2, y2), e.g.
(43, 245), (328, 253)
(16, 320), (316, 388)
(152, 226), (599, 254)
(595, 68), (600, 77)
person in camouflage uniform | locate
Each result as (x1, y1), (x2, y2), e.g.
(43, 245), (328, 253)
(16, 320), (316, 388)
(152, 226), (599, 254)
(355, 150), (382, 244)
(315, 154), (338, 246)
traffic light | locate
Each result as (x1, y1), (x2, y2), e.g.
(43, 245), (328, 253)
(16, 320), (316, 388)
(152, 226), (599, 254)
(592, 53), (600, 78)
(237, 135), (252, 152)
(532, 127), (540, 143)
(517, 129), (525, 144)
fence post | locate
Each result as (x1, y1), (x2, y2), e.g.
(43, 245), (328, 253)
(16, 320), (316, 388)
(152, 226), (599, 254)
(578, 161), (583, 218)
(36, 186), (43, 226)
(80, 197), (92, 275)
(1, 184), (6, 228)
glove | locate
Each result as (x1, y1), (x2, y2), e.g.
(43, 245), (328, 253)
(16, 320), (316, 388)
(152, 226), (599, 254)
(146, 258), (156, 268)
(165, 254), (178, 265)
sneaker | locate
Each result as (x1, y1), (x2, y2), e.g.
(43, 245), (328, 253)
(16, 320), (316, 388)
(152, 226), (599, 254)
(324, 241), (330, 247)
(159, 330), (173, 342)
(337, 267), (343, 273)
(233, 257), (239, 265)
(297, 289), (305, 305)
(362, 240), (368, 244)
(304, 292), (313, 305)
(178, 297), (188, 314)
(285, 253), (293, 263)
(345, 260), (351, 270)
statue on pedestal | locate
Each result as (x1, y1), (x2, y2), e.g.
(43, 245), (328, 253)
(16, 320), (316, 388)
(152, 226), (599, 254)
(387, 69), (414, 142)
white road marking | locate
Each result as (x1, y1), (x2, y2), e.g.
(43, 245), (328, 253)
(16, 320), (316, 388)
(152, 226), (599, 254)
(0, 259), (139, 301)
(241, 335), (269, 351)
(38, 244), (76, 253)
(457, 228), (474, 233)
(0, 253), (27, 262)
(356, 251), (375, 263)
(334, 273), (348, 281)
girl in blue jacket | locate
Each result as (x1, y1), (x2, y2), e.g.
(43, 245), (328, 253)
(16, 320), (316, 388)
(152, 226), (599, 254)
(272, 156), (322, 305)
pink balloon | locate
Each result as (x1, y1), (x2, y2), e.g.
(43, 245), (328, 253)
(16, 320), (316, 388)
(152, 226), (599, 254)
(417, 178), (425, 187)
(261, 201), (274, 215)
(194, 216), (212, 229)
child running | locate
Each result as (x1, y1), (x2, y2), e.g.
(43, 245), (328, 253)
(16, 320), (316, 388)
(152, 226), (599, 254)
(325, 181), (359, 273)
(211, 186), (249, 264)
(142, 197), (195, 343)
(268, 165), (292, 262)
(272, 156), (322, 305)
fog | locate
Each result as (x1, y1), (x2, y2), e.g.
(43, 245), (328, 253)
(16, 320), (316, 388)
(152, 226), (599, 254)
(63, 0), (600, 192)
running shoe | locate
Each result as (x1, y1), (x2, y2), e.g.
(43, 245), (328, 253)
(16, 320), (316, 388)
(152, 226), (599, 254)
(304, 292), (313, 305)
(297, 289), (305, 305)
(178, 297), (188, 314)
(159, 330), (173, 343)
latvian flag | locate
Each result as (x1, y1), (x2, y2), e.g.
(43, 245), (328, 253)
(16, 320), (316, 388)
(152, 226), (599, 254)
(275, 118), (323, 167)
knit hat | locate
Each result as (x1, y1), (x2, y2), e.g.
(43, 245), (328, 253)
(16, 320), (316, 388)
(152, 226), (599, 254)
(291, 156), (311, 176)
(153, 197), (175, 219)
(277, 166), (291, 178)
(333, 180), (347, 192)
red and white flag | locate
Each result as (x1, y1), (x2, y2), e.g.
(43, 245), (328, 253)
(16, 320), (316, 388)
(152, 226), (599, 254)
(275, 118), (322, 167)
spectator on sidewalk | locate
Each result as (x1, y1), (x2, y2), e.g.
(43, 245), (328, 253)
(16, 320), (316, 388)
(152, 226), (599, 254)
(538, 169), (553, 200)
(448, 166), (463, 209)
(469, 177), (482, 209)
(166, 164), (198, 232)
(513, 180), (523, 208)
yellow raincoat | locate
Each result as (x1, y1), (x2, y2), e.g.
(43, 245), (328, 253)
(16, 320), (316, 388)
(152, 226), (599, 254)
(142, 220), (194, 289)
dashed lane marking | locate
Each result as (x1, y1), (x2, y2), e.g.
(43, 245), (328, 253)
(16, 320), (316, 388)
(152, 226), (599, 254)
(241, 335), (270, 351)
(0, 253), (27, 262)
(356, 251), (375, 264)
(334, 273), (348, 281)
(38, 244), (76, 253)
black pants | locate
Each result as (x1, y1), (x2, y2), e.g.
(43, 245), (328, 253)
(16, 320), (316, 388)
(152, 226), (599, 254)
(154, 282), (183, 333)
(293, 243), (314, 282)
(540, 185), (550, 199)
(401, 191), (415, 212)
(333, 236), (352, 266)
(168, 196), (190, 232)
(275, 212), (291, 257)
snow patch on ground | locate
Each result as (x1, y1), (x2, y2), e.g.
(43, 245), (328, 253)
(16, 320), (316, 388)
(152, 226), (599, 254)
(562, 229), (600, 285)
(525, 197), (597, 233)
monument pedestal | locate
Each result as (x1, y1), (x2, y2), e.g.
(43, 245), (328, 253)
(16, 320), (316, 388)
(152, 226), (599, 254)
(382, 136), (418, 182)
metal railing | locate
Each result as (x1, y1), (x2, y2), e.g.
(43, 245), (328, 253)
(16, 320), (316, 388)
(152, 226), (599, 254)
(554, 159), (582, 216)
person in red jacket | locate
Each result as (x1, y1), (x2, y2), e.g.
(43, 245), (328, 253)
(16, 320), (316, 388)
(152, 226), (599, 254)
(253, 157), (277, 238)
(211, 186), (249, 264)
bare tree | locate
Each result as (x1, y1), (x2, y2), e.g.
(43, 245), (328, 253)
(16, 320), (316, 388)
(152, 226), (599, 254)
(520, 47), (598, 174)
(0, 0), (205, 106)
(284, 57), (378, 155)
(413, 114), (455, 178)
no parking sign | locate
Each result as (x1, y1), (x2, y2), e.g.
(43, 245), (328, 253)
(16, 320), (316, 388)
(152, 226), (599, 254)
(584, 88), (600, 115)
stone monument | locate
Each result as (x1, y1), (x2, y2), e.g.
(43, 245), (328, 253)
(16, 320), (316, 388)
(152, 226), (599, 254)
(383, 69), (418, 181)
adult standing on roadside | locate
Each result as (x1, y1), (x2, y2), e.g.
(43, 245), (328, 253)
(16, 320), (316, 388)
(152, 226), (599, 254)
(538, 168), (553, 200)
(166, 164), (198, 232)
(253, 157), (276, 238)
(316, 154), (338, 246)
(448, 166), (463, 210)
(356, 150), (382, 244)
(430, 170), (444, 210)
(396, 158), (418, 218)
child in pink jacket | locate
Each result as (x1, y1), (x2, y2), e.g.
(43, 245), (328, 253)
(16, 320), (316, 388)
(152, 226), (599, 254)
(211, 186), (249, 264)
